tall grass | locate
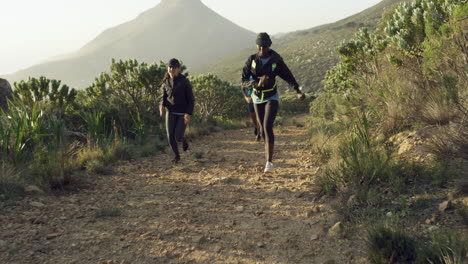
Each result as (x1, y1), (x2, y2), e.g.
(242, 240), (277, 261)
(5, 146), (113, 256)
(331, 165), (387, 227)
(130, 111), (146, 143)
(318, 113), (401, 195)
(76, 144), (105, 172)
(367, 224), (418, 264)
(426, 123), (468, 159)
(0, 100), (46, 165)
(368, 225), (468, 264)
(420, 232), (468, 264)
(81, 108), (108, 145)
(0, 162), (24, 199)
(0, 99), (78, 190)
(36, 116), (76, 186)
(311, 1), (467, 203)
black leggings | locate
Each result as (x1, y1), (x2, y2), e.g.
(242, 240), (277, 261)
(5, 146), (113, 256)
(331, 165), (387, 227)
(254, 100), (279, 162)
(165, 112), (186, 157)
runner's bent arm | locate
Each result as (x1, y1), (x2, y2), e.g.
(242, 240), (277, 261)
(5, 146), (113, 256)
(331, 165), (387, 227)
(277, 58), (301, 94)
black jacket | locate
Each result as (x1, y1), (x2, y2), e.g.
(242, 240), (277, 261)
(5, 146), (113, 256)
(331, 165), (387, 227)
(159, 74), (195, 115)
(241, 49), (300, 98)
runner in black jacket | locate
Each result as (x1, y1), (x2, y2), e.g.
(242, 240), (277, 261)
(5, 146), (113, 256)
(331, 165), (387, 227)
(241, 33), (305, 173)
(159, 58), (195, 163)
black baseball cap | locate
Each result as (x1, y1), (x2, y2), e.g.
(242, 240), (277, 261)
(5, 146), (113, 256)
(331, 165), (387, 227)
(168, 58), (180, 68)
(256, 32), (272, 47)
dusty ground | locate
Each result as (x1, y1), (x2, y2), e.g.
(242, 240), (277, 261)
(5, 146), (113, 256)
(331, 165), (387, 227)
(0, 117), (378, 264)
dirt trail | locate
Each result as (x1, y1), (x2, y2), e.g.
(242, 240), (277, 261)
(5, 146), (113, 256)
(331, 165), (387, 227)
(0, 117), (367, 264)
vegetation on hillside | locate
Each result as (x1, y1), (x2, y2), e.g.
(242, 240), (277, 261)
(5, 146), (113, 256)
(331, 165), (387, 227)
(0, 0), (466, 262)
(309, 0), (467, 262)
(0, 59), (246, 198)
(195, 0), (412, 92)
(4, 0), (256, 89)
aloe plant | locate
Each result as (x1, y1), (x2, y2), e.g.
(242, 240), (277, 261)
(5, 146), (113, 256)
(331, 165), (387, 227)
(81, 108), (108, 145)
(0, 100), (46, 164)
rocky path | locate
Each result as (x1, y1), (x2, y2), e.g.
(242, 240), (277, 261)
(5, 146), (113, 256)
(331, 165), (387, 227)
(0, 117), (367, 264)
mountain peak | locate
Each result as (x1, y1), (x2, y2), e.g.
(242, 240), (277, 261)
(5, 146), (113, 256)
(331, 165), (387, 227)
(5, 0), (255, 88)
(161, 0), (201, 2)
(161, 0), (202, 5)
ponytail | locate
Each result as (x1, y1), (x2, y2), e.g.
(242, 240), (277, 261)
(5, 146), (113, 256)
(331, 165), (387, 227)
(161, 72), (170, 85)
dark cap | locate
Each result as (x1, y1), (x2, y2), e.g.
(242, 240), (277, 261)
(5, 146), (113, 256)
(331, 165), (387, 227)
(168, 58), (180, 68)
(256, 32), (272, 47)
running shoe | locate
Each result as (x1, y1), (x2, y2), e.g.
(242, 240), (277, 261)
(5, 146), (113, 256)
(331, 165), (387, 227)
(183, 140), (189, 151)
(171, 155), (180, 164)
(264, 161), (274, 173)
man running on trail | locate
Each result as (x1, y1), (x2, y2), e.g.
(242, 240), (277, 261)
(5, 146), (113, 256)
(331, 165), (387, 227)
(241, 32), (305, 173)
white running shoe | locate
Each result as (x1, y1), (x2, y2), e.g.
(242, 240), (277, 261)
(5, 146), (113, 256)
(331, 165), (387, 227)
(264, 161), (274, 173)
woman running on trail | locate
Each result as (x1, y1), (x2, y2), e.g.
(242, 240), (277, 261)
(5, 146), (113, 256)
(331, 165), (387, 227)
(159, 58), (195, 164)
(241, 32), (305, 173)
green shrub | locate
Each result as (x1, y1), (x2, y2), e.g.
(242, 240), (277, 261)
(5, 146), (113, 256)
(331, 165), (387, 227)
(336, 203), (385, 226)
(309, 92), (340, 121)
(321, 113), (401, 194)
(85, 159), (106, 174)
(0, 100), (47, 165)
(190, 73), (244, 121)
(368, 225), (468, 264)
(458, 207), (468, 227)
(427, 125), (468, 159)
(83, 59), (167, 138)
(3, 57), (250, 194)
(76, 145), (104, 170)
(312, 0), (467, 203)
(309, 116), (347, 162)
(418, 232), (468, 264)
(421, 78), (460, 125)
(103, 138), (133, 163)
(367, 225), (418, 264)
(419, 160), (457, 187)
(13, 76), (77, 118)
(31, 144), (75, 187)
(279, 92), (315, 116)
(0, 163), (25, 199)
(81, 108), (109, 145)
(321, 0), (466, 136)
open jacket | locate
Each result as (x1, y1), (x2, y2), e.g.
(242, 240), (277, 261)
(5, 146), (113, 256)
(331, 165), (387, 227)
(159, 74), (194, 115)
(241, 49), (300, 99)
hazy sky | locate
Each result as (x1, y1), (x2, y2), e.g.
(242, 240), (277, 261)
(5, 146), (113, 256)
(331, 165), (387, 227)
(0, 0), (381, 75)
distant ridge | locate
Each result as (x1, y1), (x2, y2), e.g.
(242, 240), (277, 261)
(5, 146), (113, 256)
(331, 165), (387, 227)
(194, 0), (412, 91)
(4, 0), (256, 88)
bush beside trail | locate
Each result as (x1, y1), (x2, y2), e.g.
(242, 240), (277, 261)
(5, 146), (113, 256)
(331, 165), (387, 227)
(0, 60), (255, 198)
(309, 1), (467, 262)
